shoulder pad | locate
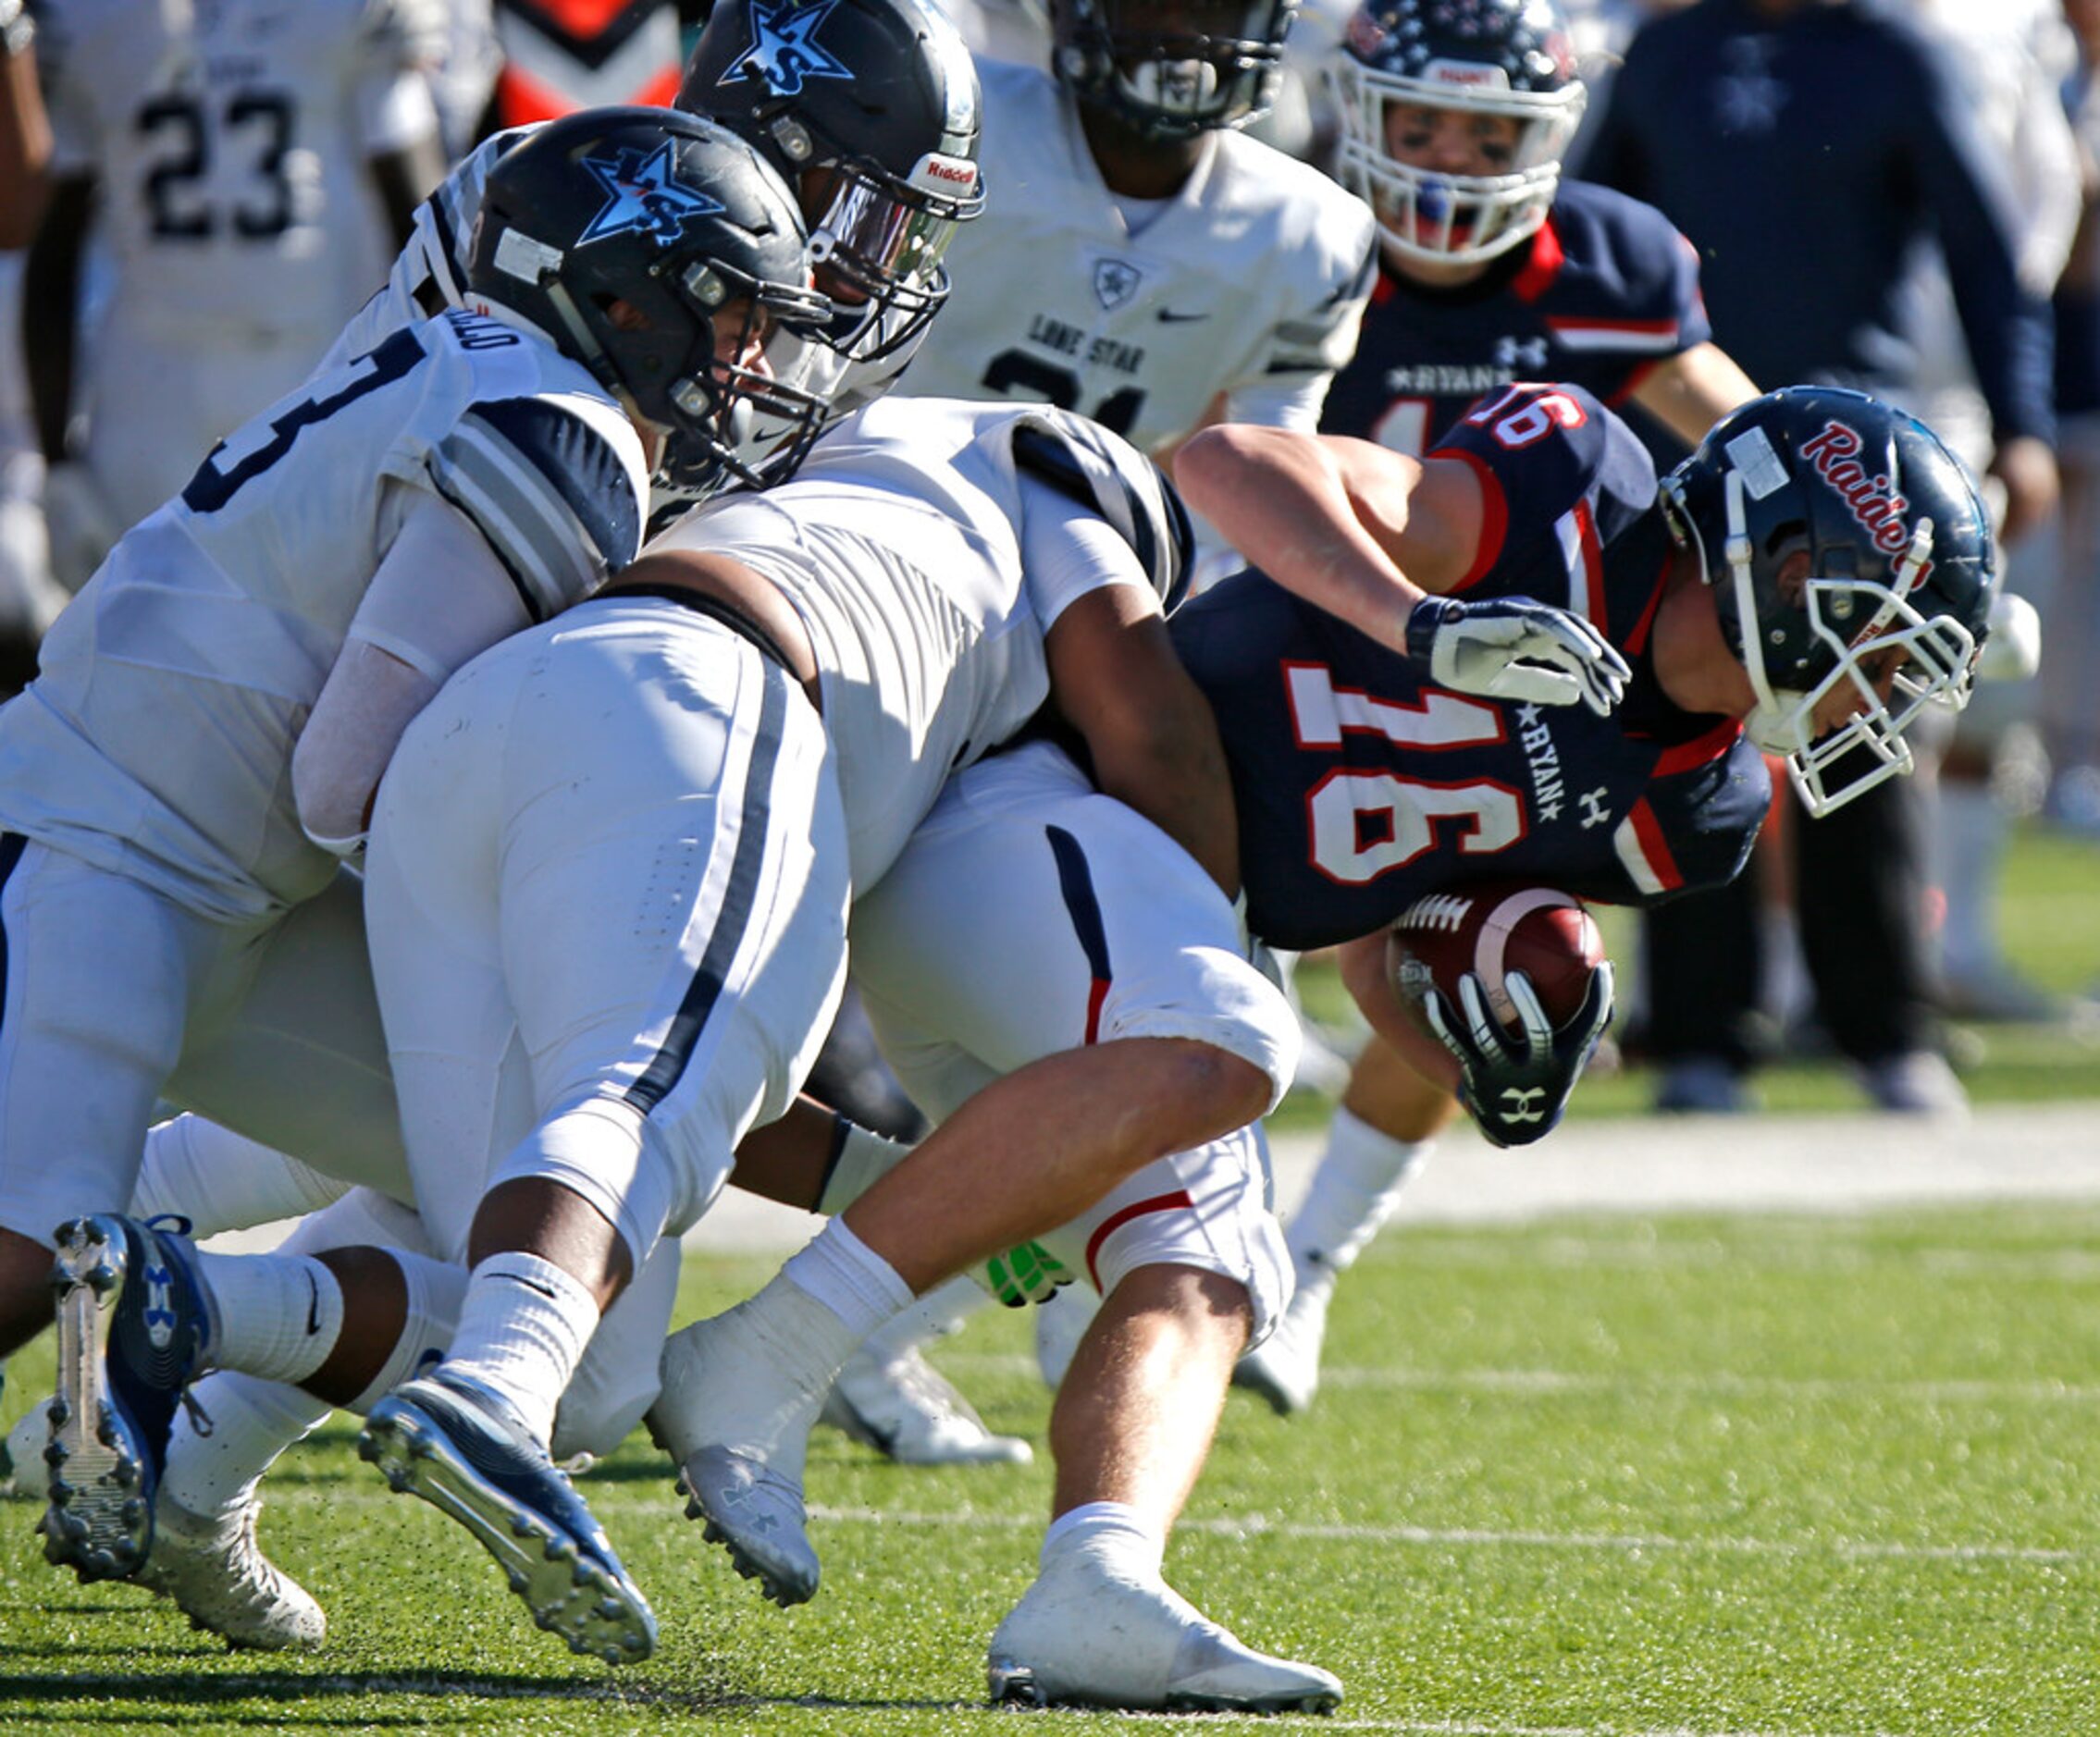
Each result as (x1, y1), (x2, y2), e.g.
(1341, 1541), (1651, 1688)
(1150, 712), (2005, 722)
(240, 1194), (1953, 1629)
(1006, 410), (1196, 612)
(426, 394), (646, 620)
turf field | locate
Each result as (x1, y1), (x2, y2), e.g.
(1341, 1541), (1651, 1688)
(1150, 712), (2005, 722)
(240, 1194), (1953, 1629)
(5, 1189), (2100, 1735)
(1, 821), (2094, 1732)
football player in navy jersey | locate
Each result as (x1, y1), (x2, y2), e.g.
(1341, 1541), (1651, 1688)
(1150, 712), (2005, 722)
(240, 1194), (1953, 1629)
(1176, 379), (1995, 1107)
(1236, 0), (1762, 1413)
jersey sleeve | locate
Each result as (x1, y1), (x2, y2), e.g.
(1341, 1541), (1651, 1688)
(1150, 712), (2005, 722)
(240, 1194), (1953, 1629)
(355, 0), (445, 155)
(421, 392), (647, 621)
(1006, 409), (1194, 609)
(1223, 228), (1378, 431)
(1427, 384), (1660, 618)
(1586, 731), (1768, 908)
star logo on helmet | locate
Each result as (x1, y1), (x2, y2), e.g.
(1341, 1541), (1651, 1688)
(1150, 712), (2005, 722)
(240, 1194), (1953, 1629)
(723, 0), (852, 98)
(578, 142), (724, 246)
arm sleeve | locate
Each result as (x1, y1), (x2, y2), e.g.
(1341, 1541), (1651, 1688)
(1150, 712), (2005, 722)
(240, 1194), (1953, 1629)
(1904, 32), (2057, 442)
(290, 487), (532, 851)
(1016, 471), (1159, 632)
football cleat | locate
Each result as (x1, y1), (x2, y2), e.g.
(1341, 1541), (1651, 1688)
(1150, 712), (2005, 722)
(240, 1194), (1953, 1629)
(1230, 1270), (1335, 1418)
(653, 1306), (826, 1607)
(987, 1546), (1343, 1714)
(43, 1214), (216, 1582)
(359, 1371), (656, 1665)
(138, 1494), (326, 1651)
(819, 1342), (1031, 1466)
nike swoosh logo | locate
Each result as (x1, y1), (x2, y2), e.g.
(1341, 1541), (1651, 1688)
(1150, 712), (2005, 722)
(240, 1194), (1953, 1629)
(305, 1270), (323, 1336)
(1155, 308), (1210, 324)
(509, 1275), (561, 1301)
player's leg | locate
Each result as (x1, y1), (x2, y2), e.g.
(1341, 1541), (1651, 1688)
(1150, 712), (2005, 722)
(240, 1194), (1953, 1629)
(655, 743), (1295, 1606)
(988, 1130), (1340, 1713)
(354, 605), (846, 1662)
(1234, 1032), (1457, 1415)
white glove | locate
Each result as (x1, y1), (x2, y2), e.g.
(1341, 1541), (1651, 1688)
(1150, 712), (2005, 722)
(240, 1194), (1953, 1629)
(40, 462), (124, 594)
(1405, 595), (1631, 715)
(1977, 593), (2041, 683)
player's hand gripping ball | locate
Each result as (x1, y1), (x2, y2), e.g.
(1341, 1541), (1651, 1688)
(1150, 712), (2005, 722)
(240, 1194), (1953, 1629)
(1388, 883), (1612, 1147)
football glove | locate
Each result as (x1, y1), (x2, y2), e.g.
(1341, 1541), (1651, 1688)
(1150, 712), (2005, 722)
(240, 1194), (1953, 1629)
(1405, 596), (1630, 717)
(982, 1240), (1073, 1308)
(1423, 962), (1614, 1149)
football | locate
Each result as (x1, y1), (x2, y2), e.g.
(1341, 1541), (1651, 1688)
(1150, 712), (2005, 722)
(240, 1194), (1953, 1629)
(1387, 881), (1606, 1038)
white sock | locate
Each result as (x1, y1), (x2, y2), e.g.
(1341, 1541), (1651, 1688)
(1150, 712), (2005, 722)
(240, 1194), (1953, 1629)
(1286, 1108), (1433, 1282)
(816, 1118), (916, 1217)
(857, 1274), (988, 1364)
(438, 1252), (600, 1445)
(1043, 1500), (1165, 1580)
(158, 1370), (331, 1516)
(193, 1250), (345, 1387)
(783, 1219), (914, 1343)
(1933, 782), (2004, 980)
(347, 1248), (470, 1413)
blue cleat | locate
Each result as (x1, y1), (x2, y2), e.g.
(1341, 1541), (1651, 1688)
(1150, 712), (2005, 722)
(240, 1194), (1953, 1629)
(43, 1213), (216, 1582)
(359, 1371), (657, 1665)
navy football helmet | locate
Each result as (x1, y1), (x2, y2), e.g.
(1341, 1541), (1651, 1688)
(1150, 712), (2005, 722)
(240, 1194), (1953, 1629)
(1333, 0), (1584, 266)
(467, 107), (835, 498)
(683, 0), (984, 361)
(1661, 387), (1998, 816)
(1050, 0), (1300, 139)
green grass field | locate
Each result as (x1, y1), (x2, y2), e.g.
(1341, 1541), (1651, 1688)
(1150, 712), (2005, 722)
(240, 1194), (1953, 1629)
(1, 821), (2095, 1733)
(6, 1201), (2100, 1735)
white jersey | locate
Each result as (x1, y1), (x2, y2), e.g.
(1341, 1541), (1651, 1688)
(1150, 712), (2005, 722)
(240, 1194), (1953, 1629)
(37, 0), (444, 351)
(892, 60), (1377, 450)
(0, 310), (649, 922)
(648, 397), (1166, 888)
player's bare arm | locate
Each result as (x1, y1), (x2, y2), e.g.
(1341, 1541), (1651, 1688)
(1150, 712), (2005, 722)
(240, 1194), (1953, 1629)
(1044, 584), (1239, 897)
(1177, 420), (1629, 714)
(1627, 340), (1759, 450)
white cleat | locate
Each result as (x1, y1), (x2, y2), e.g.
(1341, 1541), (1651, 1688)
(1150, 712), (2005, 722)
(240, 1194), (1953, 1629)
(819, 1343), (1031, 1466)
(652, 1304), (830, 1608)
(138, 1496), (326, 1651)
(987, 1547), (1342, 1714)
(1231, 1272), (1335, 1417)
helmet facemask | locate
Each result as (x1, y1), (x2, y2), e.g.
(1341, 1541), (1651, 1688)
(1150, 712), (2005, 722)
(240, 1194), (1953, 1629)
(801, 151), (982, 362)
(1056, 0), (1300, 139)
(1664, 462), (1981, 818)
(1333, 61), (1583, 266)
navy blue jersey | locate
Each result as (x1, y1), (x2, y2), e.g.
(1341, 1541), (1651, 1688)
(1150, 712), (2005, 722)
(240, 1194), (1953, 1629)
(1320, 181), (1711, 454)
(1173, 384), (1769, 951)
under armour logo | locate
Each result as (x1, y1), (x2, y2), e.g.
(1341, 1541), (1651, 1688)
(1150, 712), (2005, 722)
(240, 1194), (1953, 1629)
(1093, 258), (1143, 311)
(1497, 1087), (1547, 1123)
(1578, 787), (1611, 830)
(579, 141), (724, 246)
(1494, 335), (1549, 372)
(723, 0), (852, 97)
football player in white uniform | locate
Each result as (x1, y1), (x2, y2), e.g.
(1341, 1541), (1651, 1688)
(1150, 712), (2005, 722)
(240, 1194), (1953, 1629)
(6, 101), (832, 1586)
(23, 0), (453, 589)
(894, 0), (1377, 452)
(323, 0), (985, 428)
(56, 385), (1288, 1669)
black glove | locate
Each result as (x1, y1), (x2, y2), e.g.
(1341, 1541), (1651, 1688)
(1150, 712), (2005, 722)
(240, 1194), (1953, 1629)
(1404, 595), (1631, 716)
(1422, 962), (1615, 1148)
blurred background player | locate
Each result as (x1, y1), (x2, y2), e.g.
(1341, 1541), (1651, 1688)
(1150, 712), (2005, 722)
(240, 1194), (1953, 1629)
(0, 0), (66, 697)
(891, 0), (1375, 469)
(1580, 0), (2056, 1115)
(1232, 0), (1760, 1415)
(22, 0), (451, 590)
